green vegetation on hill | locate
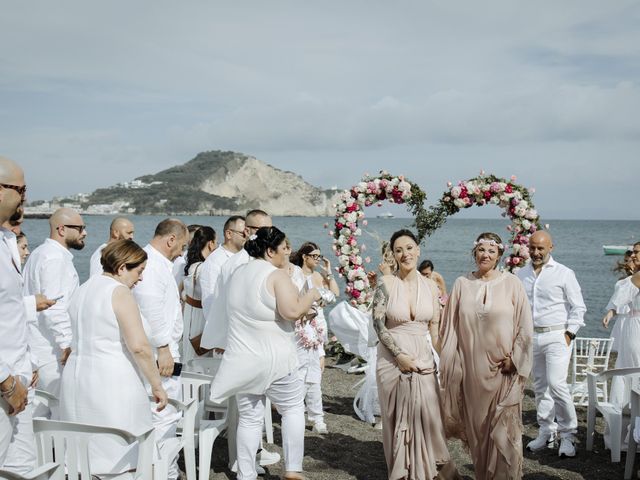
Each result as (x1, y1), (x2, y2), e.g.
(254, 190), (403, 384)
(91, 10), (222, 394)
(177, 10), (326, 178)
(137, 150), (239, 185)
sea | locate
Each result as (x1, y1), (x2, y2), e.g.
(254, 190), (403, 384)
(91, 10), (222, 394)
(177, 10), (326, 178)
(21, 215), (640, 339)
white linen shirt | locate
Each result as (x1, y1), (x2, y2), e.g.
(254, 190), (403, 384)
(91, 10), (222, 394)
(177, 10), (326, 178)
(516, 256), (586, 334)
(172, 251), (187, 287)
(89, 242), (107, 277)
(133, 245), (183, 360)
(23, 238), (79, 367)
(201, 248), (250, 349)
(0, 228), (31, 383)
(200, 245), (235, 317)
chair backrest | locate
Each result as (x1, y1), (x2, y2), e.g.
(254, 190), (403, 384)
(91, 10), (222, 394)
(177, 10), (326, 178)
(587, 367), (640, 407)
(571, 337), (614, 383)
(185, 356), (222, 377)
(33, 419), (154, 480)
(0, 463), (62, 480)
(32, 390), (59, 414)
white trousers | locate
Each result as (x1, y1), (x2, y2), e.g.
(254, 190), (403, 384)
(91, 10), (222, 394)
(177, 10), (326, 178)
(148, 375), (182, 480)
(532, 330), (578, 438)
(304, 382), (324, 424)
(32, 360), (62, 419)
(236, 372), (305, 480)
(0, 393), (36, 474)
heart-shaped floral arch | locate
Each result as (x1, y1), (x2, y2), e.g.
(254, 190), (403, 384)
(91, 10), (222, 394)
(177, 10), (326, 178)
(332, 171), (541, 311)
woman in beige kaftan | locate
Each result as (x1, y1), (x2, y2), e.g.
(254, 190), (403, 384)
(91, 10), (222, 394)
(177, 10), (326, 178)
(372, 230), (456, 480)
(439, 233), (532, 480)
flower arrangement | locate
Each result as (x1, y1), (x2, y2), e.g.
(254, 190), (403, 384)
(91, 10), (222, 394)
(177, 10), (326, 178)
(295, 313), (325, 350)
(419, 172), (542, 271)
(331, 171), (427, 311)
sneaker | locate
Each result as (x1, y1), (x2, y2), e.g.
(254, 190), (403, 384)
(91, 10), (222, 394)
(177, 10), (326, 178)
(312, 421), (328, 434)
(526, 431), (557, 451)
(558, 437), (576, 458)
(258, 448), (281, 466)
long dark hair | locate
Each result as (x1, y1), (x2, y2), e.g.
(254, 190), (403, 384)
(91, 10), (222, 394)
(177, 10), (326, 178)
(244, 227), (286, 259)
(290, 241), (319, 267)
(184, 226), (216, 275)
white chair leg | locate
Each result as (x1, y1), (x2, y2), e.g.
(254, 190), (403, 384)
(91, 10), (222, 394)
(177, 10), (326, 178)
(611, 415), (623, 463)
(625, 426), (637, 479)
(264, 398), (274, 445)
(587, 403), (596, 451)
(198, 420), (226, 480)
(184, 441), (196, 480)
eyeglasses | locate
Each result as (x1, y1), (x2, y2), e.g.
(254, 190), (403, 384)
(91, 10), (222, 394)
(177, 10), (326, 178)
(63, 224), (86, 233)
(307, 253), (323, 260)
(0, 183), (27, 201)
(245, 225), (261, 231)
(227, 229), (246, 238)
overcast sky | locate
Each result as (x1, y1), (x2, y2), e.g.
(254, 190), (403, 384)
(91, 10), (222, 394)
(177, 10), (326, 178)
(1, 1), (639, 219)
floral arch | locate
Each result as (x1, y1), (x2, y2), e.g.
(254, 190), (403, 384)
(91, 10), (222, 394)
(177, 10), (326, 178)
(331, 171), (542, 311)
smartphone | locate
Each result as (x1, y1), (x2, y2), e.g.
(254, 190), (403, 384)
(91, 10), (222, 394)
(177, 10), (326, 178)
(51, 294), (64, 301)
(156, 361), (183, 377)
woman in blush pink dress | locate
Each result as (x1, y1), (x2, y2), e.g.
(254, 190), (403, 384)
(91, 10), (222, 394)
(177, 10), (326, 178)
(372, 229), (458, 480)
(439, 232), (532, 480)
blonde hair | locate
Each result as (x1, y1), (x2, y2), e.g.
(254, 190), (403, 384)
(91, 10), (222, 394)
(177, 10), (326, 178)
(101, 240), (147, 274)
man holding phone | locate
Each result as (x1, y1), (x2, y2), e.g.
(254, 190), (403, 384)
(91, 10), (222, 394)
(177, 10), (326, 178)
(133, 218), (188, 480)
(23, 207), (86, 419)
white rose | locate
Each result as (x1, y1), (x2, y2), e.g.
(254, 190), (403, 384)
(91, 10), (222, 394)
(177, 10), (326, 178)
(525, 209), (538, 220)
(521, 219), (531, 230)
(354, 256), (363, 265)
(454, 198), (466, 208)
(354, 228), (362, 236)
(339, 255), (350, 265)
(354, 280), (365, 290)
(490, 196), (500, 205)
(451, 186), (462, 198)
(341, 245), (351, 255)
(357, 182), (368, 191)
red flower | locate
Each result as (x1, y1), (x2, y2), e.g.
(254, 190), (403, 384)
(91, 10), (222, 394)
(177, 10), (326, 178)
(484, 191), (492, 200)
(351, 289), (361, 299)
(336, 222), (344, 230)
(346, 204), (358, 213)
(505, 184), (513, 193)
(459, 187), (468, 198)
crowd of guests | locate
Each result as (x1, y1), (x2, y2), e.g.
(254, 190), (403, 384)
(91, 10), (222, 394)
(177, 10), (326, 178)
(2, 153), (640, 479)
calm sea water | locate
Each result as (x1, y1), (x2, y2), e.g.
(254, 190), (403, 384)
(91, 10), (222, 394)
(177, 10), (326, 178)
(21, 215), (639, 338)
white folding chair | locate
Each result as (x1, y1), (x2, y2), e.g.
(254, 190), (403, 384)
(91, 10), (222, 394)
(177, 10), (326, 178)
(0, 464), (62, 480)
(586, 367), (640, 462)
(624, 384), (640, 479)
(181, 371), (229, 480)
(33, 418), (155, 480)
(570, 337), (614, 406)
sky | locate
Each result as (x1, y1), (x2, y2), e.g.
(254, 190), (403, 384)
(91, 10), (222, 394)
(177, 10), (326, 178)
(1, 1), (639, 219)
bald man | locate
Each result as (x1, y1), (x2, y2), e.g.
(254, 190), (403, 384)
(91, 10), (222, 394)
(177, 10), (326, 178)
(89, 217), (135, 276)
(0, 156), (35, 473)
(517, 231), (586, 457)
(23, 208), (87, 418)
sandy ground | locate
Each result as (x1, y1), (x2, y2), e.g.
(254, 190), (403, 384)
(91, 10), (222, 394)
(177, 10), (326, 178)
(197, 356), (632, 480)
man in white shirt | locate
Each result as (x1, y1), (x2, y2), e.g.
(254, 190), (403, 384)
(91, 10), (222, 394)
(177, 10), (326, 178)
(133, 218), (187, 480)
(200, 215), (245, 333)
(23, 207), (86, 419)
(0, 156), (34, 473)
(89, 217), (135, 276)
(200, 210), (280, 472)
(517, 230), (586, 457)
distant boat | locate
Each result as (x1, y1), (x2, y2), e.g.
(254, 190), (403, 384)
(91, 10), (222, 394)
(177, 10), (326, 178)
(377, 212), (394, 219)
(603, 245), (632, 255)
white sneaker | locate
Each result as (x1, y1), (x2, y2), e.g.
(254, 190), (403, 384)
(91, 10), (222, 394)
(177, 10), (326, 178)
(558, 437), (577, 458)
(257, 448), (281, 466)
(526, 431), (557, 451)
(312, 421), (328, 434)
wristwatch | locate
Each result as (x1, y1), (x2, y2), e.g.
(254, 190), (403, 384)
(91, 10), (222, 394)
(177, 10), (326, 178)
(565, 331), (576, 341)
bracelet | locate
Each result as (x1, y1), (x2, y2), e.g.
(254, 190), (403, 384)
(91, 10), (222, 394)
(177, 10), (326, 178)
(0, 376), (16, 398)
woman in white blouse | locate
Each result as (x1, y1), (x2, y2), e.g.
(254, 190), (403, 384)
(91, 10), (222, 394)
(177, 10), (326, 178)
(210, 227), (321, 480)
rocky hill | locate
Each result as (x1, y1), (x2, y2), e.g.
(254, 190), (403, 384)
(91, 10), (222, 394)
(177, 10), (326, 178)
(86, 151), (339, 216)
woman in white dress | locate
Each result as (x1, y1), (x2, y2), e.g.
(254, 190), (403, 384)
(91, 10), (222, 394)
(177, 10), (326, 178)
(60, 240), (168, 475)
(603, 250), (635, 352)
(181, 226), (217, 362)
(210, 227), (322, 480)
(289, 242), (338, 434)
(603, 244), (640, 407)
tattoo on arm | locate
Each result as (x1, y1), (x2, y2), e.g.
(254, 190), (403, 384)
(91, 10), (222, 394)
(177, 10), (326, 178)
(372, 283), (403, 357)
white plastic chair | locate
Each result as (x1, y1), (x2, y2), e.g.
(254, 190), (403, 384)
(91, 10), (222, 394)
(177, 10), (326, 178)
(0, 464), (62, 480)
(624, 384), (640, 479)
(33, 418), (155, 480)
(32, 390), (59, 417)
(185, 356), (274, 445)
(570, 337), (614, 406)
(586, 367), (640, 462)
(181, 371), (229, 480)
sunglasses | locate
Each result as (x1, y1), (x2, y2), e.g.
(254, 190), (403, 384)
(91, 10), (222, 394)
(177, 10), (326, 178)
(0, 183), (27, 201)
(307, 253), (323, 260)
(63, 224), (86, 233)
(228, 228), (246, 238)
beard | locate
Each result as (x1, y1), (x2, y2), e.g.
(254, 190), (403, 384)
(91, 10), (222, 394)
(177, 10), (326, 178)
(67, 237), (86, 250)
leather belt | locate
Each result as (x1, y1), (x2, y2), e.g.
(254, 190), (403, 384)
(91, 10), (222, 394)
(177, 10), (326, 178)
(184, 295), (202, 309)
(533, 325), (565, 334)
